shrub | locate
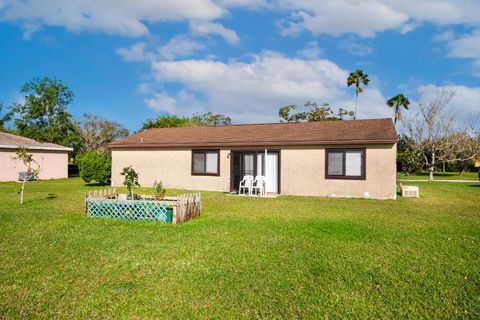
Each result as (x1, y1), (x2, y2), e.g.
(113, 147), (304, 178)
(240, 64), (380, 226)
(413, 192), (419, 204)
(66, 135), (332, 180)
(77, 151), (111, 185)
(153, 180), (166, 200)
(121, 166), (140, 199)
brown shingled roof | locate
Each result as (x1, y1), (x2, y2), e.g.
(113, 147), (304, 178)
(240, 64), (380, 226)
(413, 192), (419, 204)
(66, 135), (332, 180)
(109, 118), (397, 149)
(0, 131), (73, 151)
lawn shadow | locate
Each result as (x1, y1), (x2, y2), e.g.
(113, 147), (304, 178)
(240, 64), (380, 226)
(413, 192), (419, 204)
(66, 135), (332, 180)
(84, 182), (110, 187)
(46, 193), (57, 200)
(468, 184), (480, 188)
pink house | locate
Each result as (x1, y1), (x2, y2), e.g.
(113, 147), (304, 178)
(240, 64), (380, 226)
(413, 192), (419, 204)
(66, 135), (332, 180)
(0, 131), (72, 182)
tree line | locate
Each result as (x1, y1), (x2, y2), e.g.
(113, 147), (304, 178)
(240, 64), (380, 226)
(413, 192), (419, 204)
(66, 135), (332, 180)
(1, 73), (478, 184)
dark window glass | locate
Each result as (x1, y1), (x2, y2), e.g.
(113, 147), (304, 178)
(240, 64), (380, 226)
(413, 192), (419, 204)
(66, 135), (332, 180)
(326, 149), (365, 180)
(192, 150), (219, 175)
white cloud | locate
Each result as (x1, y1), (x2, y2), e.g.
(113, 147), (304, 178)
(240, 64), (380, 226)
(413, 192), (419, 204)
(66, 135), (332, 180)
(145, 51), (389, 122)
(447, 30), (480, 59)
(278, 0), (408, 37)
(144, 92), (178, 114)
(158, 35), (205, 60)
(277, 0), (480, 38)
(3, 0), (480, 44)
(116, 42), (153, 62)
(117, 36), (205, 62)
(435, 29), (480, 77)
(338, 37), (373, 56)
(296, 41), (321, 59)
(0, 0), (224, 37)
(190, 21), (240, 45)
(144, 90), (204, 115)
(416, 84), (480, 117)
(433, 29), (455, 42)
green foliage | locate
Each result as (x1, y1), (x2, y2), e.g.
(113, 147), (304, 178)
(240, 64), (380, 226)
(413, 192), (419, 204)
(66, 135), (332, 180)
(14, 147), (40, 177)
(142, 115), (192, 130)
(153, 180), (167, 200)
(121, 166), (140, 197)
(397, 136), (424, 174)
(0, 178), (479, 318)
(387, 94), (410, 124)
(11, 77), (82, 154)
(141, 112), (231, 130)
(279, 102), (353, 122)
(0, 103), (13, 131)
(347, 69), (370, 93)
(77, 151), (111, 185)
(190, 112), (232, 126)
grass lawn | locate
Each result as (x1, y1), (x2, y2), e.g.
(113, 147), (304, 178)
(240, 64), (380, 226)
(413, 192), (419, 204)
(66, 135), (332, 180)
(397, 171), (478, 181)
(1, 178), (479, 319)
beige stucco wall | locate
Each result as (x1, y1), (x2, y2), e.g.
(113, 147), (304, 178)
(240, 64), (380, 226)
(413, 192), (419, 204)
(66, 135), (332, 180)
(0, 148), (69, 182)
(280, 144), (397, 199)
(111, 149), (231, 192)
(111, 144), (397, 199)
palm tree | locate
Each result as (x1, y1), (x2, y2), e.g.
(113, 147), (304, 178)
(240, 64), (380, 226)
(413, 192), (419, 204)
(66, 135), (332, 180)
(386, 94), (410, 124)
(347, 69), (369, 120)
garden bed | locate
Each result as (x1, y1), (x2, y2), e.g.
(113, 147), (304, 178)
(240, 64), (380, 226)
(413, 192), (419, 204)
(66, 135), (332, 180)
(85, 189), (200, 224)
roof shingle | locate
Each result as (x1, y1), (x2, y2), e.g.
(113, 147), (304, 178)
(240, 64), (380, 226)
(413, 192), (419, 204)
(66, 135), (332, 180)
(110, 118), (397, 149)
(0, 131), (73, 151)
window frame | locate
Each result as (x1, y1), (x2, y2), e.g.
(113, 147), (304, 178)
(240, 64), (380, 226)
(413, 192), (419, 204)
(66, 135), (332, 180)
(325, 148), (366, 180)
(191, 149), (220, 176)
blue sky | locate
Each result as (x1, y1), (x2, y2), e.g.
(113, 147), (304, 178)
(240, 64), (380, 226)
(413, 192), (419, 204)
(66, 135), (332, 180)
(1, 0), (479, 131)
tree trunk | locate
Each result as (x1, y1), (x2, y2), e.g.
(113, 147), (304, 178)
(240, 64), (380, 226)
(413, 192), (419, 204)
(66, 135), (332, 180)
(354, 90), (358, 120)
(20, 177), (26, 204)
(429, 148), (436, 182)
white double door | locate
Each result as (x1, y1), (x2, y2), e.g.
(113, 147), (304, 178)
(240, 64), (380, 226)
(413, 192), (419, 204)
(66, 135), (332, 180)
(245, 152), (278, 193)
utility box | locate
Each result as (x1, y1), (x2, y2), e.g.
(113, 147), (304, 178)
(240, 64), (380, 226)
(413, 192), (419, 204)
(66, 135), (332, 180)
(401, 185), (419, 197)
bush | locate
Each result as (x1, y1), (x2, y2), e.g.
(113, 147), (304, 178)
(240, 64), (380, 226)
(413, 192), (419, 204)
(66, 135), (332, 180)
(153, 180), (166, 200)
(77, 151), (111, 185)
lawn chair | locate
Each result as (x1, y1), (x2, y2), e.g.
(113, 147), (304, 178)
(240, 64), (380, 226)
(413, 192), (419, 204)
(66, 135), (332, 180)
(239, 175), (254, 195)
(252, 175), (266, 196)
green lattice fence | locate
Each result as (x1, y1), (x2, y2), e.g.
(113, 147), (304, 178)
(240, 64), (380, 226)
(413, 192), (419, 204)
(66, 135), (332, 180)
(86, 199), (173, 222)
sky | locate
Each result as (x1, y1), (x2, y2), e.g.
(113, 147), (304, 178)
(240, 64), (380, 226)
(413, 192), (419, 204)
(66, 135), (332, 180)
(1, 0), (479, 131)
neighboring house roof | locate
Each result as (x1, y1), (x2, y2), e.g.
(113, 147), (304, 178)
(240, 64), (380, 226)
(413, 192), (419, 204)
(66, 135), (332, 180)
(110, 118), (397, 149)
(0, 131), (73, 152)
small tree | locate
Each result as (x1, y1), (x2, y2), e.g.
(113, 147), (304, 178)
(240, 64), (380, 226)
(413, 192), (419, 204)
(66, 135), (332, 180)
(153, 180), (167, 200)
(404, 88), (480, 181)
(78, 113), (129, 153)
(14, 147), (41, 204)
(77, 151), (111, 185)
(121, 166), (140, 199)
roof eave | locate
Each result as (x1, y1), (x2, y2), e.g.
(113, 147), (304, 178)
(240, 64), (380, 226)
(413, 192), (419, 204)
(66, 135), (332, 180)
(0, 144), (74, 152)
(109, 139), (398, 149)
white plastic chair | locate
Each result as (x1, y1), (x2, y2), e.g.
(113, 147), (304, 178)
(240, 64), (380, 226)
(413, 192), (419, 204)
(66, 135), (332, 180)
(253, 175), (266, 196)
(239, 175), (254, 195)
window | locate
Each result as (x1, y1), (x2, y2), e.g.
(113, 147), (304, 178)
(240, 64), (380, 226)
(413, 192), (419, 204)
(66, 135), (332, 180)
(325, 149), (365, 180)
(192, 150), (220, 176)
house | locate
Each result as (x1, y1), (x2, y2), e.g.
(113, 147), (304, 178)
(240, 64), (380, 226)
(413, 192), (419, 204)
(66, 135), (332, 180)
(0, 131), (73, 182)
(109, 118), (398, 199)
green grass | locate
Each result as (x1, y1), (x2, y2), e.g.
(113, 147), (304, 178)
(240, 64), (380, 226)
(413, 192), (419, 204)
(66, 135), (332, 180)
(397, 171), (478, 181)
(1, 178), (479, 319)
